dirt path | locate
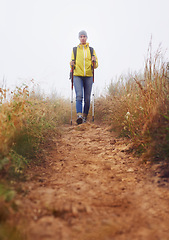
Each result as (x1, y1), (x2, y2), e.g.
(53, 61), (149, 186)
(16, 123), (169, 240)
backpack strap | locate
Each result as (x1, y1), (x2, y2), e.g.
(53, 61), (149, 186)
(89, 47), (94, 57)
(73, 47), (77, 62)
(89, 47), (94, 69)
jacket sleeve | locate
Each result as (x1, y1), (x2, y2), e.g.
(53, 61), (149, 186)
(93, 49), (98, 69)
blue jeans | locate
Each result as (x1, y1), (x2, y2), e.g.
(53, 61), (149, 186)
(73, 76), (93, 115)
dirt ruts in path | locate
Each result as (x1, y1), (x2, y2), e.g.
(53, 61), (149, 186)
(16, 123), (169, 240)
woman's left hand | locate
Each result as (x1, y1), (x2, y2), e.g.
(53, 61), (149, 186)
(92, 56), (96, 62)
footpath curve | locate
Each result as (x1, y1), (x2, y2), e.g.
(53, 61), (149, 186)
(16, 123), (169, 240)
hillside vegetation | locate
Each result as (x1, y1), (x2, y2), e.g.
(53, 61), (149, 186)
(0, 83), (71, 239)
(95, 42), (169, 162)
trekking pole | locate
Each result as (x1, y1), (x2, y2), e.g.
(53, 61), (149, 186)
(92, 59), (95, 122)
(70, 62), (74, 125)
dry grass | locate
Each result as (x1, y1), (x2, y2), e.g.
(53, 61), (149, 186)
(95, 41), (169, 159)
(0, 83), (71, 174)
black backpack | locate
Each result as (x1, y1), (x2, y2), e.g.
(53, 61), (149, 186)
(73, 46), (94, 64)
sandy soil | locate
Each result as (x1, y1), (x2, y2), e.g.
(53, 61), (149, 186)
(15, 123), (169, 240)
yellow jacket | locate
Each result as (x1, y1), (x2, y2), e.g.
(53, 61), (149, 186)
(71, 43), (98, 77)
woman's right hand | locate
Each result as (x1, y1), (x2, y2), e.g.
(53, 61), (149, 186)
(70, 60), (75, 66)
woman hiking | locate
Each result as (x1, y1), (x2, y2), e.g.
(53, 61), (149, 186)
(70, 30), (98, 125)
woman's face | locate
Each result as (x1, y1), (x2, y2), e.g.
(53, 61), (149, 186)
(80, 35), (87, 45)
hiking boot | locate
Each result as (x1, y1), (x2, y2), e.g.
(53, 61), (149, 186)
(76, 114), (83, 125)
(83, 117), (87, 123)
(83, 113), (87, 123)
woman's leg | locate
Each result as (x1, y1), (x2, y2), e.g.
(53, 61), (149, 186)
(83, 77), (93, 116)
(73, 76), (83, 114)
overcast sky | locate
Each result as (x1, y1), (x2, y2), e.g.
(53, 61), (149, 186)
(0, 0), (169, 98)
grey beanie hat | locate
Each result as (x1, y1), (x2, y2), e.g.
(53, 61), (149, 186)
(78, 30), (88, 39)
